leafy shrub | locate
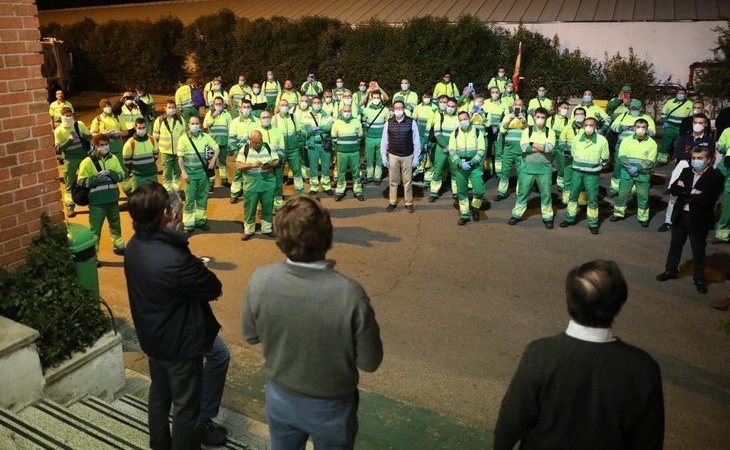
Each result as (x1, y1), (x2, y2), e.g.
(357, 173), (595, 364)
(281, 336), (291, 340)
(0, 214), (110, 369)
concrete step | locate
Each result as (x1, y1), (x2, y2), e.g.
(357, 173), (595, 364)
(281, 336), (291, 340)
(0, 407), (72, 450)
(68, 397), (149, 446)
(112, 394), (269, 450)
(17, 399), (144, 449)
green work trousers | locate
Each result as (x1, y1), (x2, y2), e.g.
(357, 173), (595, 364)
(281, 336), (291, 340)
(497, 148), (522, 196)
(453, 165), (484, 219)
(565, 171), (600, 228)
(308, 146), (331, 192)
(244, 189), (274, 234)
(715, 190), (730, 242)
(183, 172), (209, 231)
(63, 156), (83, 209)
(658, 125), (679, 164)
(613, 172), (651, 222)
(336, 152), (362, 195)
(512, 170), (553, 221)
(364, 137), (383, 181)
(89, 202), (124, 250)
(161, 153), (181, 192)
(428, 145), (456, 198)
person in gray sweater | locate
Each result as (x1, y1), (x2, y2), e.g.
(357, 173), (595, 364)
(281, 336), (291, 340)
(242, 196), (383, 450)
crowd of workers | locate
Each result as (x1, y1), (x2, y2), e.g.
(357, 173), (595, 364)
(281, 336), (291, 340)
(51, 69), (730, 292)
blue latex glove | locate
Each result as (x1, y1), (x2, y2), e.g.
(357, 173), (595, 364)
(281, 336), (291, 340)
(460, 161), (471, 171)
(628, 166), (639, 177)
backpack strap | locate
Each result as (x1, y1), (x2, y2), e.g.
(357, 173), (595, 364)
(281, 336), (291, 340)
(243, 142), (272, 159)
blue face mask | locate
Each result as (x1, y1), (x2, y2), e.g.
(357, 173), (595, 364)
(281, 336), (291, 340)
(189, 124), (200, 133)
(676, 94), (686, 101)
(583, 95), (592, 103)
(691, 159), (705, 170)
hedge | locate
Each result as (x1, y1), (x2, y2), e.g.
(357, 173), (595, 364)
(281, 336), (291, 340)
(42, 10), (658, 101)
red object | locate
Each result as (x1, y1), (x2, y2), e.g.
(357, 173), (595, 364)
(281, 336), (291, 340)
(512, 42), (523, 92)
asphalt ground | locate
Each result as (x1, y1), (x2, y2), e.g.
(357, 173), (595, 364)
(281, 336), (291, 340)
(63, 93), (729, 449)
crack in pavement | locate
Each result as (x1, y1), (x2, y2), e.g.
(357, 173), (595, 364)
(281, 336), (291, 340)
(371, 211), (423, 298)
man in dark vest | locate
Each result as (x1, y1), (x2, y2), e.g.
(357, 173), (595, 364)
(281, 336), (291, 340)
(495, 260), (664, 450)
(380, 100), (421, 212)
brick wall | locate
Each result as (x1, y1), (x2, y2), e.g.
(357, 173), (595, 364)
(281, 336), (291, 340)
(0, 0), (64, 270)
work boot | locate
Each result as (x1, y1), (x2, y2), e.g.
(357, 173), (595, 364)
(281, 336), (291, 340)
(609, 215), (622, 222)
(263, 231), (276, 238)
(355, 194), (365, 202)
(589, 227), (600, 235)
(544, 221), (554, 229)
(507, 217), (519, 225)
(657, 223), (671, 232)
(112, 247), (125, 256)
(334, 194), (345, 202)
(639, 221), (649, 228)
(386, 204), (397, 212)
(457, 217), (468, 226)
(656, 272), (677, 282)
(559, 220), (572, 228)
(471, 207), (480, 222)
(405, 204), (414, 213)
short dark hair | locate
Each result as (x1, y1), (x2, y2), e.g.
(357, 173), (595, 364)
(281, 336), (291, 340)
(134, 118), (146, 126)
(128, 182), (171, 234)
(558, 101), (569, 107)
(392, 100), (405, 108)
(691, 145), (709, 156)
(634, 118), (649, 127)
(574, 107), (586, 114)
(566, 260), (627, 327)
(534, 107), (548, 117)
(274, 197), (333, 262)
(693, 113), (708, 123)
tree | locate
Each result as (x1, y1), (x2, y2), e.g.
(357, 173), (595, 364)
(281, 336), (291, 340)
(694, 22), (730, 98)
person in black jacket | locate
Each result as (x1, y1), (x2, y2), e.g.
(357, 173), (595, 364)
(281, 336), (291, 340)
(124, 182), (226, 450)
(657, 146), (725, 293)
(494, 260), (664, 450)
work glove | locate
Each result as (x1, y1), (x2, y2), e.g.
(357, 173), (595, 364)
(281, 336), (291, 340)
(460, 161), (471, 171)
(628, 166), (639, 177)
(97, 170), (110, 180)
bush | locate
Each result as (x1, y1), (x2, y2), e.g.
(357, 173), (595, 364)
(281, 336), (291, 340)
(694, 22), (730, 98)
(43, 12), (658, 101)
(0, 214), (110, 369)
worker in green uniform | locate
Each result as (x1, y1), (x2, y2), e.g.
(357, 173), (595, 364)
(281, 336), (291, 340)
(427, 96), (460, 201)
(487, 67), (510, 93)
(246, 83), (268, 118)
(301, 97), (334, 195)
(527, 85), (553, 125)
(90, 98), (128, 171)
(508, 107), (556, 228)
(203, 96), (233, 189)
(55, 107), (91, 217)
(272, 99), (304, 196)
(123, 118), (158, 190)
(548, 101), (571, 194)
(322, 90), (337, 117)
(573, 89), (610, 134)
(608, 99), (656, 196)
(152, 99), (185, 193)
(135, 84), (155, 128)
(495, 98), (528, 201)
(203, 75), (223, 106)
(559, 117), (609, 234)
(659, 87), (693, 165)
(332, 77), (347, 102)
(255, 111), (286, 209)
(713, 127), (730, 243)
(606, 85), (633, 119)
(331, 104), (364, 201)
(501, 81), (519, 108)
(77, 134), (126, 256)
(177, 116), (219, 233)
(392, 79), (419, 116)
(175, 77), (199, 122)
(449, 111), (486, 225)
(610, 118), (658, 227)
(206, 80), (229, 112)
(228, 99), (259, 203)
(484, 87), (507, 176)
(291, 95), (312, 180)
(354, 81), (368, 106)
(412, 93), (436, 183)
(433, 72), (460, 98)
(49, 89), (74, 128)
(236, 130), (280, 241)
(334, 90), (361, 120)
(360, 91), (389, 184)
(301, 73), (323, 98)
(229, 74), (254, 118)
(262, 71), (282, 112)
(275, 79), (300, 113)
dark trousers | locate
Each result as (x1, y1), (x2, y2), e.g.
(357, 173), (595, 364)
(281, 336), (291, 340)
(200, 335), (230, 422)
(148, 355), (203, 450)
(665, 211), (709, 281)
(265, 381), (359, 450)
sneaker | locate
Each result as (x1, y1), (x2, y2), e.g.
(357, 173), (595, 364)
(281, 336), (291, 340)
(197, 223), (210, 231)
(471, 207), (480, 222)
(544, 221), (554, 229)
(657, 223), (671, 232)
(66, 209), (76, 218)
(334, 194), (345, 202)
(112, 247), (125, 256)
(201, 419), (227, 447)
(609, 215), (622, 222)
(656, 272), (677, 282)
(230, 197), (238, 204)
(241, 233), (253, 241)
(428, 196), (437, 203)
(494, 194), (507, 201)
(559, 220), (572, 228)
(694, 279), (708, 294)
(639, 221), (649, 228)
(589, 227), (599, 235)
(263, 231), (276, 238)
(457, 217), (468, 226)
(386, 204), (397, 212)
(324, 189), (334, 195)
(355, 194), (365, 202)
(507, 217), (519, 225)
(405, 204), (414, 213)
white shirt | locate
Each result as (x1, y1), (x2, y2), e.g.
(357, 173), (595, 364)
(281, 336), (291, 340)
(565, 320), (616, 343)
(286, 259), (329, 270)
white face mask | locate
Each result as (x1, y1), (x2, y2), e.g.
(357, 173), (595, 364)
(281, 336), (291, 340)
(359, 85), (367, 92)
(692, 108), (701, 115)
(342, 112), (352, 119)
(575, 115), (585, 124)
(635, 127), (647, 137)
(336, 82), (344, 88)
(535, 117), (545, 126)
(394, 109), (404, 118)
(446, 106), (456, 115)
(189, 124), (200, 133)
(371, 98), (381, 106)
(103, 106), (112, 114)
(136, 128), (147, 137)
(261, 119), (272, 127)
(491, 93), (500, 100)
(498, 72), (505, 77)
(693, 123), (705, 133)
(239, 80), (246, 86)
(584, 125), (595, 135)
(343, 98), (352, 105)
(212, 84), (221, 91)
(630, 110), (640, 116)
(62, 116), (74, 127)
(506, 87), (513, 93)
(312, 104), (322, 112)
(125, 99), (134, 107)
(98, 145), (109, 155)
(167, 107), (176, 116)
(459, 120), (470, 129)
(401, 83), (409, 91)
(215, 105), (224, 112)
(241, 108), (252, 116)
(300, 101), (308, 109)
(280, 106), (289, 114)
(253, 88), (261, 94)
(422, 98), (431, 105)
(267, 74), (274, 81)
(438, 102), (447, 111)
(559, 108), (568, 116)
